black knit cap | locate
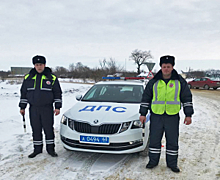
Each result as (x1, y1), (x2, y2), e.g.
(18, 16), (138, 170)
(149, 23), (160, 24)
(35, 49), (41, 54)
(32, 55), (46, 65)
(159, 55), (175, 66)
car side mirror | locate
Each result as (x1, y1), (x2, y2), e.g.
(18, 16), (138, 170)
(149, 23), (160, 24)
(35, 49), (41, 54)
(76, 95), (82, 101)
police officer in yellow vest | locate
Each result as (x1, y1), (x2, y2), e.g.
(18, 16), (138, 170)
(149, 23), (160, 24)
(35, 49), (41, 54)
(19, 55), (62, 158)
(139, 55), (194, 173)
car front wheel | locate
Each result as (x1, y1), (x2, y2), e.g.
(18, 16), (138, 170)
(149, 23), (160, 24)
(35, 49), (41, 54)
(204, 84), (210, 90)
(213, 87), (218, 90)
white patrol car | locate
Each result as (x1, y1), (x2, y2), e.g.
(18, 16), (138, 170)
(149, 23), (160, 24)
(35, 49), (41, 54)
(60, 77), (150, 156)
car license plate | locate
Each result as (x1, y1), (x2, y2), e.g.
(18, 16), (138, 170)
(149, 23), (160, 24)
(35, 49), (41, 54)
(217, 82), (220, 84)
(80, 135), (109, 145)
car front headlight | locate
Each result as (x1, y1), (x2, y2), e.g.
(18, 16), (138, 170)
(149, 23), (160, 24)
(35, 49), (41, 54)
(131, 120), (143, 129)
(119, 122), (131, 133)
(61, 115), (68, 125)
(68, 119), (74, 130)
(61, 115), (75, 130)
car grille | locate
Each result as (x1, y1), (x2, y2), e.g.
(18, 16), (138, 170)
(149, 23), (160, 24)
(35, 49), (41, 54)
(73, 121), (121, 134)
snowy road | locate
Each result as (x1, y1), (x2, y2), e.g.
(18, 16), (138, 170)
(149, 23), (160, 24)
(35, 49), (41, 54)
(0, 81), (220, 180)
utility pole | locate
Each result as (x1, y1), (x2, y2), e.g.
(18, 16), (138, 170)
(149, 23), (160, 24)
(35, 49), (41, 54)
(124, 58), (126, 76)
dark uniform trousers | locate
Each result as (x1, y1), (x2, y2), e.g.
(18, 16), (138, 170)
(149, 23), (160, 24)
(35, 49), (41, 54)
(149, 113), (180, 167)
(29, 105), (55, 153)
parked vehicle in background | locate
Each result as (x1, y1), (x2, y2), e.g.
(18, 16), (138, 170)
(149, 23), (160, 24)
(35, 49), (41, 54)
(188, 77), (220, 90)
(60, 77), (150, 156)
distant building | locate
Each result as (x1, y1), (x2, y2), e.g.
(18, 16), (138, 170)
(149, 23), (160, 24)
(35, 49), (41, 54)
(10, 67), (32, 76)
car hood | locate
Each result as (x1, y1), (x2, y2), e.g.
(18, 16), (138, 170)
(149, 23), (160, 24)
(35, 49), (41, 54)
(63, 101), (140, 125)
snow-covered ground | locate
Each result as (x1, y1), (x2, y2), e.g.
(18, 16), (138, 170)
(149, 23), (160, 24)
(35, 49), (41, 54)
(0, 80), (220, 180)
(58, 78), (95, 84)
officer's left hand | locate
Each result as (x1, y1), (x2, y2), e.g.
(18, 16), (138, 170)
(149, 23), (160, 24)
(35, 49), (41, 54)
(54, 109), (60, 116)
(184, 117), (192, 125)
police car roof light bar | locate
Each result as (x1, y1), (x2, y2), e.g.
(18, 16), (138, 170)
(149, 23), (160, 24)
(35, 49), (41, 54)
(124, 77), (145, 80)
(102, 77), (145, 80)
(102, 77), (121, 79)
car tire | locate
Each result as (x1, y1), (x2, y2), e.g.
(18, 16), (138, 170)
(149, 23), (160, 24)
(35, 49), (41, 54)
(139, 137), (150, 157)
(188, 84), (192, 89)
(213, 87), (218, 90)
(204, 84), (210, 90)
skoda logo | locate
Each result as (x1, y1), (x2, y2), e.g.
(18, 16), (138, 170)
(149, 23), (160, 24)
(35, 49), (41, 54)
(93, 119), (99, 124)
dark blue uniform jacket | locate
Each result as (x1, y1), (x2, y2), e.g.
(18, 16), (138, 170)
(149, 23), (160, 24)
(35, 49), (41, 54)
(19, 67), (62, 110)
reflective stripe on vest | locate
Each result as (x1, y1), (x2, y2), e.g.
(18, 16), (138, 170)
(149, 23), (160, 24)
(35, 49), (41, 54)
(26, 74), (56, 90)
(24, 74), (30, 80)
(151, 80), (181, 115)
(51, 74), (56, 85)
(32, 74), (37, 89)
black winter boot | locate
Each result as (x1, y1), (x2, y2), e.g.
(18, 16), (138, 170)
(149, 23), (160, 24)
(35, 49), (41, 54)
(168, 166), (180, 173)
(48, 151), (58, 157)
(28, 151), (42, 158)
(146, 162), (158, 169)
(46, 143), (57, 157)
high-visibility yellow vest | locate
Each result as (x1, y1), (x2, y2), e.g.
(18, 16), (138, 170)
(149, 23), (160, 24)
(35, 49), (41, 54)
(151, 80), (181, 115)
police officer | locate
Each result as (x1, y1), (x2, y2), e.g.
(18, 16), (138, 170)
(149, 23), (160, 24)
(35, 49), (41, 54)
(19, 55), (62, 158)
(139, 55), (194, 173)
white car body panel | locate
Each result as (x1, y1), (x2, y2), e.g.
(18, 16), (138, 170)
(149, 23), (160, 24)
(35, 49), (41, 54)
(64, 102), (140, 124)
(60, 80), (150, 154)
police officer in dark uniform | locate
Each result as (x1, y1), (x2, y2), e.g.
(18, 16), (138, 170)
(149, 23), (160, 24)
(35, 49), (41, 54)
(19, 55), (62, 158)
(139, 55), (194, 172)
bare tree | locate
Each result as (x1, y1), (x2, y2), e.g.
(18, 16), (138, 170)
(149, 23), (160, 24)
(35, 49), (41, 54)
(53, 66), (68, 78)
(99, 58), (107, 69)
(91, 68), (103, 82)
(69, 63), (75, 72)
(130, 49), (153, 74)
(106, 58), (119, 74)
(99, 58), (124, 75)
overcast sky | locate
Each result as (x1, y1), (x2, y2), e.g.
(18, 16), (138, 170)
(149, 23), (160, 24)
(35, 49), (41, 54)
(1, 0), (220, 72)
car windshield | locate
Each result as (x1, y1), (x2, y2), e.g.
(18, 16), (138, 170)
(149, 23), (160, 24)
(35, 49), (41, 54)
(81, 84), (144, 103)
